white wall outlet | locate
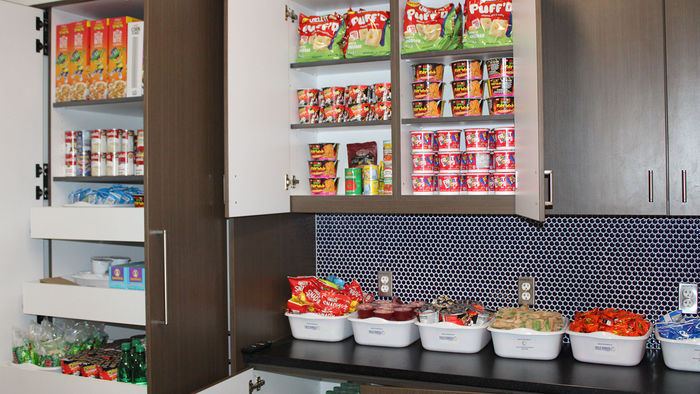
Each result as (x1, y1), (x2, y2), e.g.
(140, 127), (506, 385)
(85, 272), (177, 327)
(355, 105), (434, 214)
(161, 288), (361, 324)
(378, 271), (392, 298)
(679, 283), (698, 314)
(518, 277), (535, 306)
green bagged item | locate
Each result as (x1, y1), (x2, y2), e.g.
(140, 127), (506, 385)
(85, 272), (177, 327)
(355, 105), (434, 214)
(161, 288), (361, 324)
(297, 13), (346, 62)
(344, 10), (391, 58)
(463, 0), (513, 48)
(445, 3), (463, 50)
(402, 1), (458, 54)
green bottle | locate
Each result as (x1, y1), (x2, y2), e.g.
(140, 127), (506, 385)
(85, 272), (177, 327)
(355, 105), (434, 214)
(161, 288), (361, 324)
(117, 342), (131, 383)
(133, 343), (147, 385)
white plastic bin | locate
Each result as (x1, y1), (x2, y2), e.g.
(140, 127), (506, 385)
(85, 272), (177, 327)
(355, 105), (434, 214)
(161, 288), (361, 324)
(285, 312), (353, 342)
(488, 318), (568, 360)
(567, 326), (651, 366)
(348, 316), (419, 348)
(417, 321), (491, 353)
(655, 327), (700, 372)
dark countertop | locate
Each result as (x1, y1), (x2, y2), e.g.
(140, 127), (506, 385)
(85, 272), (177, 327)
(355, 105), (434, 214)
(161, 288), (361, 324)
(243, 337), (700, 394)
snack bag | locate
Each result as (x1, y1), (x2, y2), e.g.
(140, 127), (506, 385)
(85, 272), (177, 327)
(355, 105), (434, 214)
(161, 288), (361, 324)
(344, 10), (390, 58)
(463, 0), (513, 48)
(402, 1), (458, 54)
(446, 4), (463, 50)
(297, 13), (346, 62)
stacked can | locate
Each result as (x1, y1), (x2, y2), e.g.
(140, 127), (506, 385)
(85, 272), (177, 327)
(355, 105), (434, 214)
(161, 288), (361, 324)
(492, 127), (516, 195)
(135, 129), (145, 176)
(118, 129), (135, 176)
(105, 128), (120, 176)
(362, 164), (380, 195)
(410, 130), (438, 195)
(90, 129), (107, 176)
(382, 140), (392, 194)
(65, 130), (91, 176)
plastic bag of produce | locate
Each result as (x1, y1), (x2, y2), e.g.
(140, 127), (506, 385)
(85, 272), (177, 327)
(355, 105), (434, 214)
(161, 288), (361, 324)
(11, 327), (31, 364)
(402, 1), (458, 54)
(344, 9), (391, 58)
(463, 0), (513, 48)
(297, 13), (346, 62)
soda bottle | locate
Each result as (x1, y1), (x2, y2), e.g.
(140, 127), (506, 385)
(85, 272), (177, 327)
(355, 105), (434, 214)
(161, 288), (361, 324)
(133, 343), (147, 385)
(117, 342), (131, 383)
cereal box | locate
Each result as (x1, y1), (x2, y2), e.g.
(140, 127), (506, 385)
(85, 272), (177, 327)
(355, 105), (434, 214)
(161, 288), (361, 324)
(126, 21), (144, 97)
(55, 24), (71, 102)
(107, 16), (141, 99)
(68, 20), (91, 101)
(88, 18), (109, 100)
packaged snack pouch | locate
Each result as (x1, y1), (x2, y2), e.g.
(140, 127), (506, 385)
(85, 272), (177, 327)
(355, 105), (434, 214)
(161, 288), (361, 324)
(297, 13), (346, 62)
(446, 4), (463, 50)
(402, 1), (457, 54)
(344, 10), (390, 58)
(463, 0), (513, 48)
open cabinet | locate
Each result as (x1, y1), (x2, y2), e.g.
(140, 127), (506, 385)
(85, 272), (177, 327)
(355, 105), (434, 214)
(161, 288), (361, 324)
(1, 0), (228, 393)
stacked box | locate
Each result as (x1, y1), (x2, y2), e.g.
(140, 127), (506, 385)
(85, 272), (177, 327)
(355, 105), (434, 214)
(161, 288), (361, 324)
(88, 18), (109, 100)
(69, 20), (91, 101)
(107, 16), (141, 98)
(55, 24), (71, 102)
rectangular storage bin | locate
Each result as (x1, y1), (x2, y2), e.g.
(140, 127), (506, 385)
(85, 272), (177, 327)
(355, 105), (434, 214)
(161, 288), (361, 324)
(286, 312), (353, 342)
(656, 328), (700, 372)
(417, 321), (491, 353)
(567, 326), (651, 366)
(348, 316), (419, 348)
(488, 318), (568, 360)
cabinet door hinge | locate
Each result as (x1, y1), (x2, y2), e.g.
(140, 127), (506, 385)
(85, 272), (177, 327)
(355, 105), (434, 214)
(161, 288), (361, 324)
(285, 5), (298, 22)
(35, 163), (49, 200)
(285, 174), (299, 190)
(35, 10), (49, 55)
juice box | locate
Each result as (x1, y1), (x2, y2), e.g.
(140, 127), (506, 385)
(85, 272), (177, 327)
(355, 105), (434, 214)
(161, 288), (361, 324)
(126, 264), (145, 290)
(55, 23), (71, 102)
(108, 264), (128, 289)
(126, 21), (144, 97)
(68, 20), (91, 101)
(88, 18), (109, 100)
(107, 16), (141, 99)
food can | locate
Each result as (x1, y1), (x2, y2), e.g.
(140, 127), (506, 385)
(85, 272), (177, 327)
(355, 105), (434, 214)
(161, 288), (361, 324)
(464, 128), (491, 150)
(466, 171), (490, 195)
(91, 129), (106, 154)
(120, 129), (135, 153)
(383, 140), (392, 162)
(345, 168), (362, 195)
(413, 63), (444, 82)
(412, 81), (444, 100)
(135, 151), (145, 175)
(467, 150), (492, 171)
(372, 83), (391, 102)
(362, 164), (379, 182)
(438, 173), (460, 195)
(65, 131), (78, 155)
(345, 85), (371, 105)
(65, 153), (77, 176)
(383, 176), (393, 194)
(438, 152), (461, 172)
(412, 152), (437, 173)
(105, 152), (118, 176)
(486, 96), (515, 115)
(436, 129), (461, 152)
(451, 98), (483, 117)
(485, 57), (514, 78)
(106, 129), (120, 154)
(76, 153), (90, 176)
(410, 130), (435, 152)
(91, 152), (106, 176)
(363, 179), (379, 195)
(412, 174), (436, 195)
(418, 310), (439, 324)
(297, 89), (320, 106)
(136, 129), (145, 153)
(118, 151), (134, 175)
(383, 167), (392, 180)
(493, 171), (516, 194)
(451, 59), (484, 80)
(488, 129), (497, 150)
(494, 127), (515, 149)
(322, 87), (345, 106)
(451, 80), (484, 99)
(488, 77), (515, 97)
(75, 130), (90, 154)
(494, 149), (515, 170)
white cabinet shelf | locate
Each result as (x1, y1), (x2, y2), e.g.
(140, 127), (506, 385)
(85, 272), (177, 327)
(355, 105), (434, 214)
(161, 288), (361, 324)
(30, 207), (144, 242)
(23, 281), (145, 326)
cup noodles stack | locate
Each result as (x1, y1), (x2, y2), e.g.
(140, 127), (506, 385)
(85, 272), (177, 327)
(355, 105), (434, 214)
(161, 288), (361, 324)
(297, 83), (391, 124)
(308, 143), (339, 195)
(65, 128), (144, 177)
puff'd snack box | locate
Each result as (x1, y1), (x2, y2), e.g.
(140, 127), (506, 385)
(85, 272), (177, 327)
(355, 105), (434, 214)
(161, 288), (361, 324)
(344, 9), (391, 58)
(569, 308), (650, 336)
(402, 1), (462, 54)
(463, 0), (513, 48)
(297, 13), (346, 62)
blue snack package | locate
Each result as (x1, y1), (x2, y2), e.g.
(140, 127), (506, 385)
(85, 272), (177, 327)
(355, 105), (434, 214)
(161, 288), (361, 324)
(657, 311), (700, 340)
(327, 275), (346, 289)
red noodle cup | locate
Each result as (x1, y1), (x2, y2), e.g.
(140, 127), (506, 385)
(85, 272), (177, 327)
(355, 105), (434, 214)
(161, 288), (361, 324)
(373, 83), (391, 102)
(460, 172), (468, 194)
(410, 130), (435, 152)
(346, 103), (371, 121)
(485, 57), (514, 78)
(413, 63), (444, 82)
(451, 80), (484, 99)
(466, 171), (490, 195)
(488, 77), (514, 97)
(412, 152), (437, 173)
(412, 81), (444, 100)
(464, 128), (491, 150)
(466, 150), (491, 171)
(297, 89), (320, 106)
(451, 59), (483, 80)
(493, 171), (516, 194)
(438, 173), (460, 195)
(438, 152), (461, 172)
(298, 106), (320, 124)
(494, 127), (515, 149)
(322, 105), (346, 123)
(450, 98), (483, 117)
(322, 86), (345, 106)
(412, 173), (437, 195)
(488, 173), (495, 193)
(435, 129), (461, 151)
(413, 100), (443, 118)
(488, 129), (497, 150)
(486, 97), (515, 115)
(308, 160), (338, 179)
(460, 151), (469, 171)
(309, 178), (338, 195)
(356, 304), (375, 319)
(309, 143), (338, 161)
(494, 149), (515, 170)
(373, 101), (391, 120)
(345, 85), (371, 105)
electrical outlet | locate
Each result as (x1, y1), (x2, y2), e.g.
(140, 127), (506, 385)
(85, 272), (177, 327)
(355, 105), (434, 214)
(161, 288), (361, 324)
(679, 283), (698, 314)
(378, 271), (392, 298)
(518, 277), (535, 306)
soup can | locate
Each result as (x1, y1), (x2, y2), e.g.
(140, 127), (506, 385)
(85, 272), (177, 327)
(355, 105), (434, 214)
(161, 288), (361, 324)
(345, 168), (362, 195)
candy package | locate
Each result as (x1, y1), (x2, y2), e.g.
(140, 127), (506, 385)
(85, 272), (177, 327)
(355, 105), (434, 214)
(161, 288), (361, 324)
(569, 308), (650, 336)
(657, 310), (700, 340)
(286, 276), (362, 316)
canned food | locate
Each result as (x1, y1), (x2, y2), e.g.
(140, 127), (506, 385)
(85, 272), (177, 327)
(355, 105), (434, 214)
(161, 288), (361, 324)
(451, 98), (483, 116)
(136, 129), (145, 153)
(345, 168), (362, 195)
(362, 164), (379, 182)
(413, 100), (443, 118)
(91, 152), (106, 176)
(451, 80), (484, 99)
(488, 76), (514, 97)
(322, 87), (345, 106)
(297, 89), (320, 106)
(118, 151), (134, 175)
(418, 310), (439, 324)
(486, 97), (515, 115)
(383, 167), (392, 180)
(466, 150), (491, 171)
(438, 173), (460, 195)
(298, 106), (321, 124)
(65, 153), (77, 176)
(438, 152), (461, 172)
(410, 130), (435, 152)
(346, 103), (371, 122)
(494, 149), (515, 170)
(383, 140), (392, 162)
(345, 85), (371, 105)
(412, 174), (436, 195)
(373, 101), (391, 121)
(322, 105), (345, 123)
(363, 179), (379, 195)
(465, 171), (490, 195)
(464, 128), (491, 150)
(412, 152), (437, 173)
(413, 63), (444, 82)
(75, 131), (90, 154)
(451, 59), (484, 80)
(493, 171), (516, 194)
(373, 83), (391, 102)
(135, 151), (144, 176)
(383, 178), (393, 194)
(77, 153), (90, 176)
(485, 57), (514, 78)
(91, 129), (106, 154)
(412, 81), (443, 100)
(105, 152), (118, 176)
(65, 131), (78, 155)
(106, 129), (120, 153)
(309, 160), (338, 178)
(120, 129), (134, 153)
(494, 127), (515, 149)
(435, 129), (461, 151)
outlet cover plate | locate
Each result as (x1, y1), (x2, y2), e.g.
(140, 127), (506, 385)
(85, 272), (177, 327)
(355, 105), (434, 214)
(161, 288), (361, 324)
(378, 271), (392, 298)
(679, 283), (698, 314)
(518, 277), (535, 306)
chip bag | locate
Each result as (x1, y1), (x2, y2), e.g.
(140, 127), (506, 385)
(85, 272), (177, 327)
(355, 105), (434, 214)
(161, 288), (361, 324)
(463, 0), (513, 48)
(402, 1), (458, 54)
(297, 13), (346, 62)
(344, 10), (391, 58)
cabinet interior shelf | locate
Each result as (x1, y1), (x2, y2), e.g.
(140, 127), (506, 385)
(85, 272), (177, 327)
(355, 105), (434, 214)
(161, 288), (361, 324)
(54, 176), (144, 184)
(291, 120), (391, 130)
(401, 46), (513, 62)
(53, 97), (144, 116)
(402, 115), (514, 125)
(291, 195), (514, 214)
(290, 55), (390, 69)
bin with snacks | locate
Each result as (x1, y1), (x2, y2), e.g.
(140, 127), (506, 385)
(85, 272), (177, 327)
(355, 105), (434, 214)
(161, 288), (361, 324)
(415, 298), (494, 353)
(348, 300), (423, 347)
(488, 305), (568, 360)
(655, 310), (700, 372)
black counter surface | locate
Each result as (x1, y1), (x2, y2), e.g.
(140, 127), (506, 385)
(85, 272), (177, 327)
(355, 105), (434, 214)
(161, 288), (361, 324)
(243, 337), (700, 394)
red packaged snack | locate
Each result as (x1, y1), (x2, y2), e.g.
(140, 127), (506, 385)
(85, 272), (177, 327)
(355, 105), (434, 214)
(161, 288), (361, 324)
(298, 106), (320, 124)
(322, 87), (345, 106)
(372, 101), (391, 120)
(362, 292), (375, 304)
(345, 85), (371, 105)
(287, 298), (310, 314)
(98, 366), (118, 381)
(316, 290), (353, 316)
(569, 308), (650, 336)
(61, 359), (81, 375)
(373, 83), (391, 102)
(341, 280), (363, 302)
(343, 10), (391, 58)
(347, 142), (377, 168)
(288, 276), (326, 298)
(80, 362), (99, 378)
(346, 103), (371, 121)
(297, 89), (321, 106)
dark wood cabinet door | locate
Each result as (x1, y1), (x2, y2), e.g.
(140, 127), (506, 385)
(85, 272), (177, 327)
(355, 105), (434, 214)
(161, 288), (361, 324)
(144, 0), (228, 392)
(666, 0), (700, 215)
(542, 0), (667, 215)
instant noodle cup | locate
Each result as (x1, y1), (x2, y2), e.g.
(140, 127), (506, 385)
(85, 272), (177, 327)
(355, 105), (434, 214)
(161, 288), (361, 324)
(486, 97), (515, 115)
(412, 174), (437, 195)
(322, 105), (346, 123)
(451, 80), (484, 99)
(466, 171), (490, 195)
(299, 106), (321, 124)
(345, 85), (371, 105)
(488, 77), (514, 97)
(346, 103), (371, 121)
(413, 63), (444, 82)
(494, 127), (515, 149)
(412, 152), (437, 173)
(485, 57), (514, 78)
(298, 89), (321, 106)
(412, 81), (444, 101)
(493, 171), (516, 194)
(435, 129), (461, 151)
(410, 130), (435, 152)
(438, 173), (460, 195)
(488, 129), (497, 150)
(451, 59), (484, 80)
(309, 143), (339, 161)
(451, 99), (483, 117)
(322, 86), (345, 106)
(308, 160), (338, 178)
(460, 172), (468, 195)
(466, 150), (491, 171)
(493, 149), (515, 170)
(310, 178), (339, 195)
(413, 100), (443, 118)
(373, 101), (391, 120)
(438, 152), (461, 172)
(373, 83), (391, 102)
(464, 128), (491, 150)
(460, 151), (469, 171)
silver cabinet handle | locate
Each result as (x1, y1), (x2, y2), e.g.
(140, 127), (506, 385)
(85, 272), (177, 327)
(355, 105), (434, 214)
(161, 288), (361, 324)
(150, 229), (168, 325)
(648, 170), (654, 203)
(682, 170), (688, 203)
(544, 170), (554, 208)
